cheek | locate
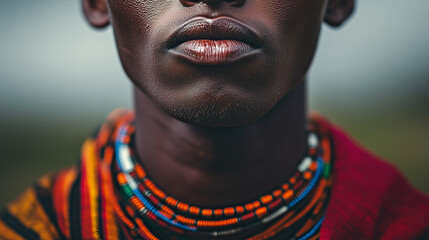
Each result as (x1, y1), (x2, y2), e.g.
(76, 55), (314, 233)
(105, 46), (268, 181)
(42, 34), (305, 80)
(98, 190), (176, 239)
(107, 0), (176, 46)
(256, 0), (327, 90)
(256, 1), (301, 33)
(107, 0), (169, 50)
(107, 0), (168, 23)
(257, 0), (327, 32)
(106, 0), (172, 88)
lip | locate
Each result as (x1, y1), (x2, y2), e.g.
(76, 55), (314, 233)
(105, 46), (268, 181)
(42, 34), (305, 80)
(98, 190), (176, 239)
(166, 17), (263, 65)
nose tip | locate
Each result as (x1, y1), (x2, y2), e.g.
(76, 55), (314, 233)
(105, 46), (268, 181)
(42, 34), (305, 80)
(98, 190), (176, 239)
(179, 0), (246, 7)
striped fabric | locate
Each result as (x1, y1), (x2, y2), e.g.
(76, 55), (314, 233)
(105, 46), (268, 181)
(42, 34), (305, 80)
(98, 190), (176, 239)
(0, 109), (129, 240)
(1, 109), (330, 240)
(2, 109), (426, 239)
(0, 140), (121, 240)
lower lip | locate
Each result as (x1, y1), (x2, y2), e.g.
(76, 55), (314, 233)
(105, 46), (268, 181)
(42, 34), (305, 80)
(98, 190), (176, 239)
(169, 40), (260, 65)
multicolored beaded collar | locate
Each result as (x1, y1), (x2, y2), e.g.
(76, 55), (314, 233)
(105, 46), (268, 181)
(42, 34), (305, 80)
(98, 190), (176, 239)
(99, 111), (333, 240)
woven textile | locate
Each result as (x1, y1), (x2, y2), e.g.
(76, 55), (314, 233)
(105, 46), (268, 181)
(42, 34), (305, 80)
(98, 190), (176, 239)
(1, 110), (428, 239)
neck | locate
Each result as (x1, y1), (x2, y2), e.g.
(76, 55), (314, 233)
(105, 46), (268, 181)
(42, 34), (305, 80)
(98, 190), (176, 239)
(133, 79), (307, 207)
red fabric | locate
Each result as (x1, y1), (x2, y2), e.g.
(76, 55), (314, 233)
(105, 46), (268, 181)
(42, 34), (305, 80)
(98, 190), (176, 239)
(317, 117), (429, 239)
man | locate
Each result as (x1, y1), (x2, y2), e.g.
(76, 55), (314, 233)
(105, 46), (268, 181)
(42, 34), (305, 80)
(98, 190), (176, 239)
(1, 0), (428, 239)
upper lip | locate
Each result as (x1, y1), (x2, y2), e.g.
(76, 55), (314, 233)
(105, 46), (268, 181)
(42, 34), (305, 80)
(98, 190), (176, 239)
(166, 17), (263, 49)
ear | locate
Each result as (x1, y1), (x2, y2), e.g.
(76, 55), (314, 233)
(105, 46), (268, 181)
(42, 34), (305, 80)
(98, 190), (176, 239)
(324, 0), (355, 27)
(82, 0), (110, 29)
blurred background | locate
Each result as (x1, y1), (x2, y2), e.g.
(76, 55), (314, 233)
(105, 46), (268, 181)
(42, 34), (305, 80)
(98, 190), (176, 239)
(0, 0), (428, 207)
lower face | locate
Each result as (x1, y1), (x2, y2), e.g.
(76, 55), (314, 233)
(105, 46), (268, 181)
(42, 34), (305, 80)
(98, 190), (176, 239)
(107, 0), (328, 126)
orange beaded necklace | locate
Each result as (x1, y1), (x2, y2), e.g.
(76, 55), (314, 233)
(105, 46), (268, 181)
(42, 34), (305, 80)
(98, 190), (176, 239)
(95, 111), (333, 239)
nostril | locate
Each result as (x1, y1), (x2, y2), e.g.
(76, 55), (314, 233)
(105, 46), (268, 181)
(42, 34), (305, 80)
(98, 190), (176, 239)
(179, 0), (246, 7)
(223, 0), (246, 7)
(179, 0), (201, 7)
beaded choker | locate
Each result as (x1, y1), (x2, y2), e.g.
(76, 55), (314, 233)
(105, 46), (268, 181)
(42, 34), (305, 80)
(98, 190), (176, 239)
(100, 112), (333, 240)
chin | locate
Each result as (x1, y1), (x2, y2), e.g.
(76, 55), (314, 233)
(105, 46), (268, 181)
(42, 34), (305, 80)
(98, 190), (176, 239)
(157, 94), (270, 127)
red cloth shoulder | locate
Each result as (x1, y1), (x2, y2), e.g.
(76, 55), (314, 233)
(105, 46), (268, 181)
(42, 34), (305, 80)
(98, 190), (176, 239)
(312, 115), (429, 240)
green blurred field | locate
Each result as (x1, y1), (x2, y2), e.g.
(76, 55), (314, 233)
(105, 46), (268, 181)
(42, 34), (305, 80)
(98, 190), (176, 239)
(0, 108), (428, 207)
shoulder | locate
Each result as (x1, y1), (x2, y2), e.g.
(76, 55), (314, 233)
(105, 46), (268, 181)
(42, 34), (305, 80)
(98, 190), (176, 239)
(313, 115), (429, 239)
(0, 168), (79, 240)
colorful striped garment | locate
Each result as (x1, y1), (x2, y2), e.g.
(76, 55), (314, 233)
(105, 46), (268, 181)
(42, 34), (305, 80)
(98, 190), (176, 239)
(1, 110), (429, 240)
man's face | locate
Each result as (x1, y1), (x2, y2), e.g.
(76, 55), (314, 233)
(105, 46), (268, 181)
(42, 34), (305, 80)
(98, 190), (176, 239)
(105, 0), (328, 126)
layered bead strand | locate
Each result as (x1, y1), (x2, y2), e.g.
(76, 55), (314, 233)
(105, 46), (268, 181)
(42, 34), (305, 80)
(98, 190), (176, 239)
(99, 112), (333, 240)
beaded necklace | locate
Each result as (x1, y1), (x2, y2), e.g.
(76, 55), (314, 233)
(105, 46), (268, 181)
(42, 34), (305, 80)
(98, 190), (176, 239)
(99, 112), (333, 240)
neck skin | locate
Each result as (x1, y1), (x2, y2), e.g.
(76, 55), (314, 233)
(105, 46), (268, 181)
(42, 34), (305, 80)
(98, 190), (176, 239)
(134, 79), (307, 207)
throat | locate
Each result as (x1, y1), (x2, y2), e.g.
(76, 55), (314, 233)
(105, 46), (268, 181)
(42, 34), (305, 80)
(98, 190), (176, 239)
(133, 81), (307, 207)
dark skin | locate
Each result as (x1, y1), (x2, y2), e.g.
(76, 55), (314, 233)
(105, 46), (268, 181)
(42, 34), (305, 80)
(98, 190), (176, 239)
(82, 0), (354, 207)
